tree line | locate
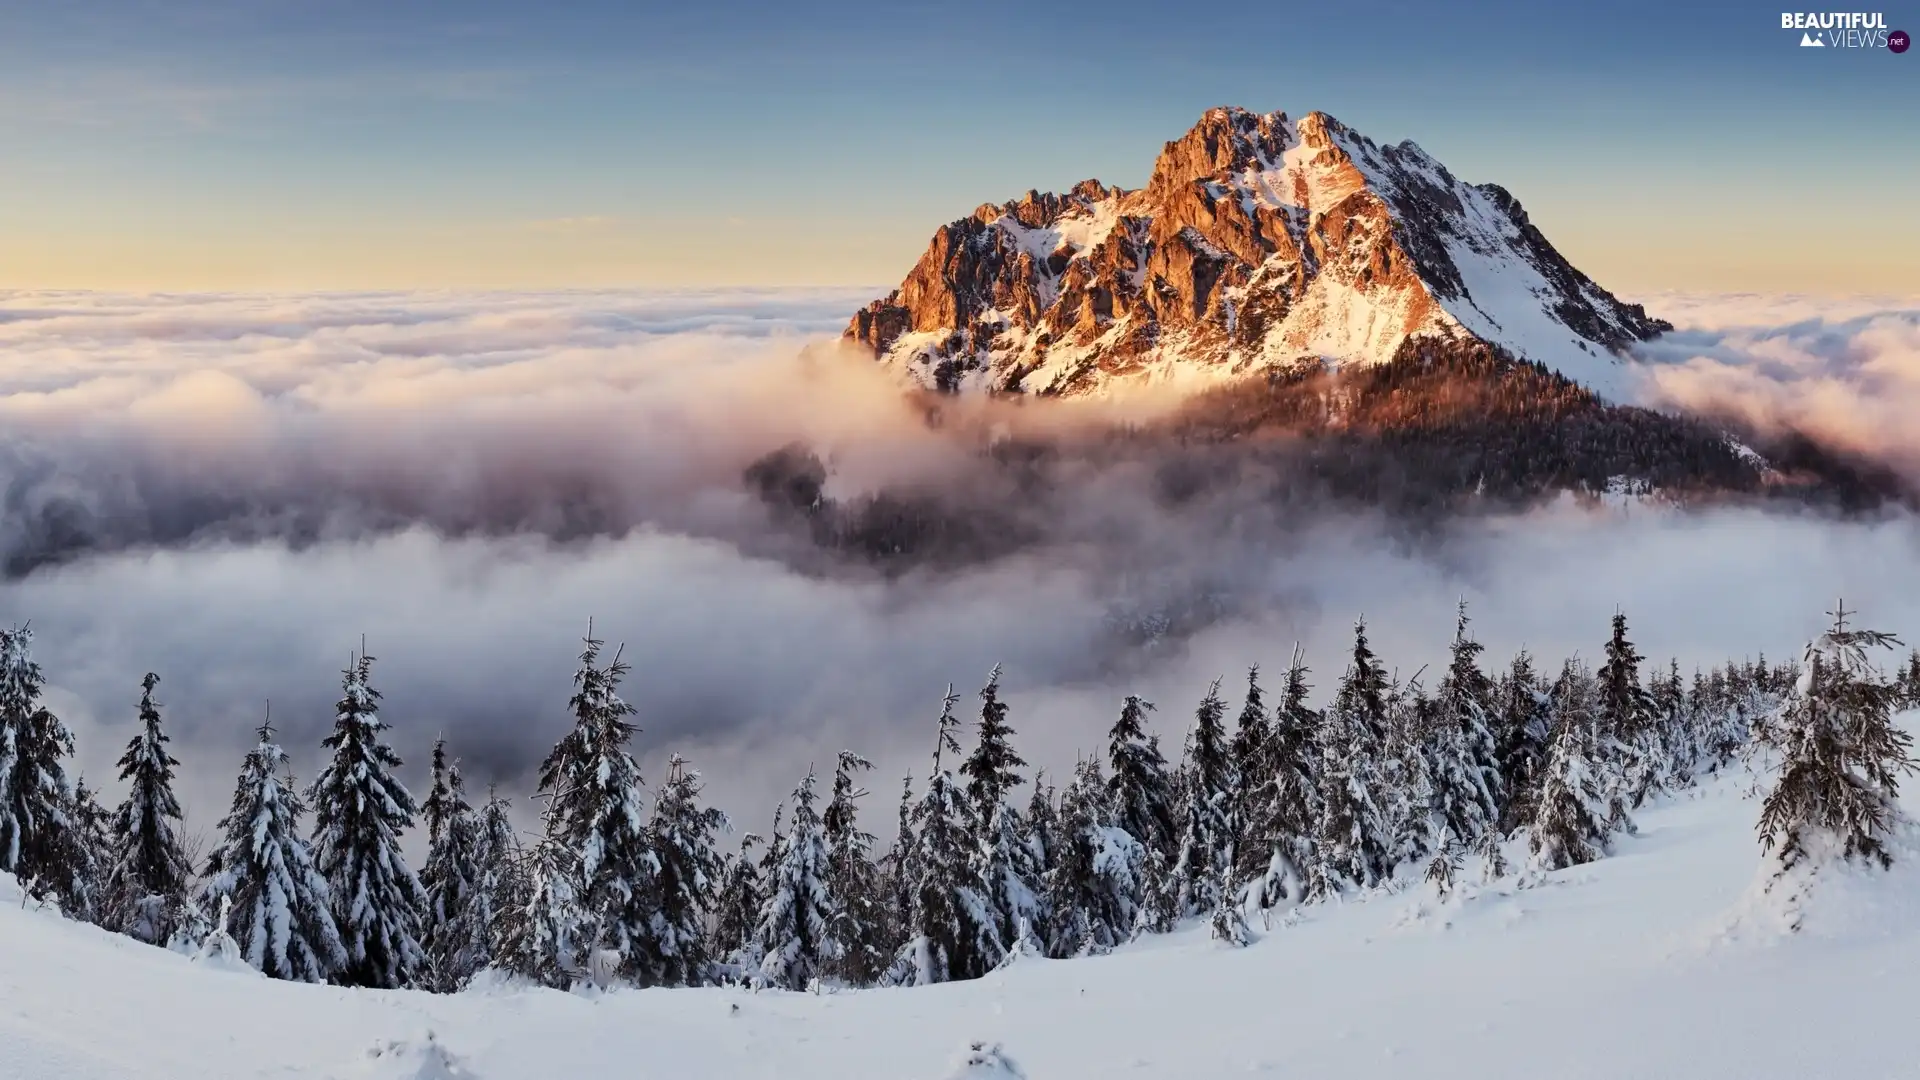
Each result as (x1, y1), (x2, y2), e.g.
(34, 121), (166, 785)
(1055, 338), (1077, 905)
(1, 604), (1915, 992)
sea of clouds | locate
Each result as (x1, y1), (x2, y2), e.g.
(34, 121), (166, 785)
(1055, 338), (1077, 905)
(2, 286), (1917, 843)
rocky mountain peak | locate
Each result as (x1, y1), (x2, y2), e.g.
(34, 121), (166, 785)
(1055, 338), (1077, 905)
(846, 106), (1669, 399)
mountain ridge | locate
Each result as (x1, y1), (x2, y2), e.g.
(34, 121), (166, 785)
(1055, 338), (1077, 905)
(846, 107), (1669, 399)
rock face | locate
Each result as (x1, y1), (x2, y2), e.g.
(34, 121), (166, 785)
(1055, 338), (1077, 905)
(846, 107), (1669, 399)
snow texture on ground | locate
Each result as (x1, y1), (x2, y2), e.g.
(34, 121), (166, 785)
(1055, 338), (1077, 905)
(3, 718), (1917, 1080)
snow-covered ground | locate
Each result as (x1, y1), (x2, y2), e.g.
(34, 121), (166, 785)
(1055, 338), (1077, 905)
(4, 729), (1917, 1080)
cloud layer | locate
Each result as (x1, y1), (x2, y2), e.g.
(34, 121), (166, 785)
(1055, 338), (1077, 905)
(1631, 292), (1920, 480)
(1, 287), (1916, 845)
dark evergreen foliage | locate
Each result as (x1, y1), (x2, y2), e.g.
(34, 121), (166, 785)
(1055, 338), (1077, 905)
(822, 750), (882, 985)
(1755, 603), (1916, 873)
(535, 625), (659, 983)
(646, 754), (729, 986)
(1106, 694), (1176, 859)
(0, 626), (90, 916)
(202, 715), (345, 983)
(307, 651), (428, 989)
(1172, 680), (1234, 916)
(420, 752), (487, 992)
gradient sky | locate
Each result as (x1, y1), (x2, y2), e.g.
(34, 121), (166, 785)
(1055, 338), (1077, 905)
(0, 0), (1914, 293)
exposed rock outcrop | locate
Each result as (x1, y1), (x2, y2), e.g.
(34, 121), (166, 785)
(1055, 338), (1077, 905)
(846, 107), (1668, 399)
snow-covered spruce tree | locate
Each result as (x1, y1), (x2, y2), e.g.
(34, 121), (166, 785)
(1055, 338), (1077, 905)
(1208, 864), (1252, 946)
(307, 651), (428, 989)
(0, 625), (91, 916)
(1754, 603), (1916, 874)
(1651, 659), (1695, 788)
(1528, 660), (1616, 871)
(712, 833), (764, 973)
(1429, 601), (1504, 846)
(1239, 647), (1321, 909)
(1105, 694), (1176, 860)
(1383, 675), (1437, 868)
(421, 738), (455, 853)
(1022, 773), (1058, 913)
(1228, 666), (1269, 871)
(1046, 757), (1145, 957)
(885, 686), (996, 986)
(1424, 840), (1461, 897)
(104, 673), (192, 943)
(498, 821), (588, 988)
(885, 772), (915, 951)
(1706, 662), (1759, 766)
(1494, 651), (1554, 832)
(1172, 679), (1234, 917)
(1133, 846), (1179, 936)
(1597, 612), (1660, 809)
(1900, 648), (1920, 710)
(537, 625), (659, 983)
(757, 768), (834, 989)
(644, 754), (728, 986)
(421, 756), (487, 992)
(961, 666), (1043, 962)
(202, 715), (345, 982)
(822, 750), (882, 985)
(470, 784), (517, 975)
(70, 776), (112, 916)
(1311, 619), (1395, 895)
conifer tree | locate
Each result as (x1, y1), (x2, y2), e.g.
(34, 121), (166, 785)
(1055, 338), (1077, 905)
(1240, 646), (1320, 907)
(1385, 676), (1437, 866)
(1312, 619), (1395, 894)
(1424, 840), (1461, 897)
(308, 651), (428, 989)
(713, 833), (764, 972)
(1494, 651), (1553, 832)
(202, 713), (345, 982)
(421, 756), (486, 992)
(646, 754), (729, 986)
(1022, 772), (1058, 914)
(536, 625), (658, 982)
(70, 776), (112, 916)
(1105, 694), (1176, 859)
(1529, 661), (1615, 871)
(1133, 847), (1179, 936)
(0, 625), (90, 915)
(1900, 649), (1920, 710)
(499, 822), (587, 988)
(1208, 864), (1253, 946)
(421, 738), (455, 851)
(1597, 612), (1659, 806)
(1172, 679), (1234, 916)
(887, 686), (996, 986)
(757, 769), (834, 990)
(883, 772), (915, 957)
(962, 666), (1025, 816)
(1046, 758), (1145, 956)
(1651, 659), (1695, 787)
(104, 673), (192, 943)
(962, 666), (1041, 961)
(1755, 602), (1916, 873)
(1429, 602), (1504, 845)
(822, 750), (881, 985)
(1228, 666), (1269, 866)
(469, 784), (517, 976)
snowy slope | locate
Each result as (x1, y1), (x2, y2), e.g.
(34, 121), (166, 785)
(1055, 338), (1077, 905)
(8, 719), (1920, 1080)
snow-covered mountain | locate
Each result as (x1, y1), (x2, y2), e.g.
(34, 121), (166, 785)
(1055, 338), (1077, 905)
(847, 107), (1669, 399)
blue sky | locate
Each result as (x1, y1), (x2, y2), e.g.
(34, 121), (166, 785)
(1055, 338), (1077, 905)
(0, 0), (1913, 290)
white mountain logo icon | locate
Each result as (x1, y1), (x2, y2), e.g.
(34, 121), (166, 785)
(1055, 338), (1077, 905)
(1800, 31), (1825, 45)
